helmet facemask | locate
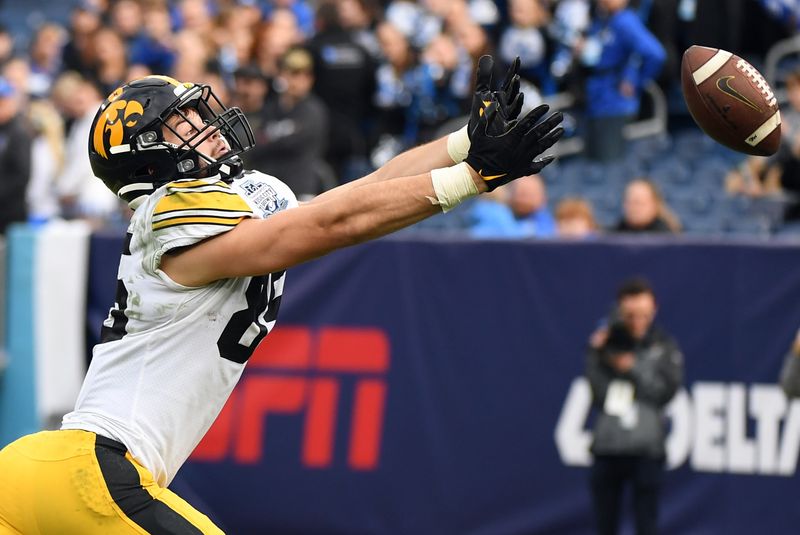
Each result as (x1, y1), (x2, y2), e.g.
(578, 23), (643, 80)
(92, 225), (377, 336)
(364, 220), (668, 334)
(146, 84), (254, 181)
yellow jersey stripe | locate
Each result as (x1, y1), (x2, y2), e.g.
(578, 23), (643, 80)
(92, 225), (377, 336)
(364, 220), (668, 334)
(154, 190), (252, 217)
(152, 215), (247, 231)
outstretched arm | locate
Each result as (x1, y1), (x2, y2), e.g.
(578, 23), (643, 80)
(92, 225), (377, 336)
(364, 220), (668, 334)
(162, 164), (484, 285)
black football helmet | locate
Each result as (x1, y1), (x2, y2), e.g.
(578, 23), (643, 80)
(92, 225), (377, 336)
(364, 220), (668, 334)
(88, 75), (255, 207)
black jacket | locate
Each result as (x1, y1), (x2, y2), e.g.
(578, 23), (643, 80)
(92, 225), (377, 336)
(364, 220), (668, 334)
(0, 114), (33, 234)
(586, 324), (683, 458)
(243, 94), (330, 197)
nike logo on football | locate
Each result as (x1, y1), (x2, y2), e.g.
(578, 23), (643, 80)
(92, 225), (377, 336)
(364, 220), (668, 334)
(716, 76), (761, 112)
(478, 169), (507, 181)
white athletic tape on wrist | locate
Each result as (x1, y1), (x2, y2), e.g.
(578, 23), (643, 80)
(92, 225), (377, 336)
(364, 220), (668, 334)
(446, 124), (470, 163)
(429, 162), (479, 212)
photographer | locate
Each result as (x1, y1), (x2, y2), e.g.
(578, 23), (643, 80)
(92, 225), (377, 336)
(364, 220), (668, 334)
(585, 277), (683, 535)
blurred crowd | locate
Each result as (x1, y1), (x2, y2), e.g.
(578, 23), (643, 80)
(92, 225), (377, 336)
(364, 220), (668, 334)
(0, 0), (799, 238)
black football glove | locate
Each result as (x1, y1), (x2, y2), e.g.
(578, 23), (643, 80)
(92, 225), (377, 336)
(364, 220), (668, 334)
(466, 102), (564, 191)
(468, 55), (524, 139)
(496, 57), (523, 121)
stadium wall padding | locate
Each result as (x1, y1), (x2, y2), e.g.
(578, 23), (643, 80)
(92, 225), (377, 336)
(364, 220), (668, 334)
(0, 225), (37, 446)
(80, 235), (800, 533)
(0, 222), (89, 444)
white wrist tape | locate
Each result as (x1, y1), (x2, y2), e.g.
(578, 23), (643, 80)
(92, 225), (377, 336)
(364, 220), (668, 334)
(446, 124), (470, 163)
(429, 162), (479, 212)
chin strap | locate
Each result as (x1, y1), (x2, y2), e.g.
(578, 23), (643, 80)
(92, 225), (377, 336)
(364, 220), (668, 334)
(218, 156), (244, 182)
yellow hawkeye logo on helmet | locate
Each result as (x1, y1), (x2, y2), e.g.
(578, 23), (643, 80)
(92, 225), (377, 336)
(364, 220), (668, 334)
(92, 99), (144, 159)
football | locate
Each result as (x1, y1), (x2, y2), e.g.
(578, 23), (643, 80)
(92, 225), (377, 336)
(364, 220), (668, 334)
(681, 45), (781, 156)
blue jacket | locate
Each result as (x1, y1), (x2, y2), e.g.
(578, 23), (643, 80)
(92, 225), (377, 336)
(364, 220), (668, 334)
(469, 199), (556, 239)
(584, 9), (665, 118)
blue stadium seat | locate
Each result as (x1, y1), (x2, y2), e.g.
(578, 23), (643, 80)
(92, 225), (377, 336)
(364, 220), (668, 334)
(585, 189), (621, 229)
(725, 215), (772, 237)
(647, 158), (692, 187)
(604, 159), (647, 185)
(554, 159), (588, 194)
(670, 190), (726, 235)
(692, 156), (732, 189)
(673, 129), (718, 163)
(749, 196), (790, 228)
(626, 134), (673, 164)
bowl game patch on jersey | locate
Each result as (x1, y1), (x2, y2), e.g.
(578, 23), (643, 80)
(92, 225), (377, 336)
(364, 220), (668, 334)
(234, 170), (298, 218)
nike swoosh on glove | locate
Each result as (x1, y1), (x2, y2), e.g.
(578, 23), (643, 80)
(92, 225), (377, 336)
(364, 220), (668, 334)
(465, 102), (564, 191)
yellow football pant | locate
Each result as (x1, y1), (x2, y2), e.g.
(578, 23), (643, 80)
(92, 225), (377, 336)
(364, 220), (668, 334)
(0, 430), (224, 534)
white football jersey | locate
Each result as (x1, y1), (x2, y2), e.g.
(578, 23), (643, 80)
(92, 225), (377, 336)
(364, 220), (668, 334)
(62, 170), (298, 486)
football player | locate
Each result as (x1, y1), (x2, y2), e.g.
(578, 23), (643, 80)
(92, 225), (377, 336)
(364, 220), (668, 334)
(0, 56), (562, 534)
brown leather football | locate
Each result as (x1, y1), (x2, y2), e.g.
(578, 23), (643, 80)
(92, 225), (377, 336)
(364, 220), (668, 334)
(681, 45), (781, 156)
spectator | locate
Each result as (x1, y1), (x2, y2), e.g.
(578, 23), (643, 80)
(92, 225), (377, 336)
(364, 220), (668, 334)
(779, 328), (800, 398)
(577, 0), (665, 162)
(370, 22), (418, 168)
(465, 0), (501, 28)
(338, 0), (382, 59)
(613, 179), (680, 233)
(27, 23), (67, 98)
(548, 0), (590, 81)
(197, 62), (230, 105)
(214, 4), (261, 74)
(175, 0), (216, 37)
(26, 99), (65, 224)
(171, 30), (212, 85)
(0, 23), (16, 65)
(232, 63), (270, 139)
(108, 0), (144, 46)
(3, 56), (32, 105)
(586, 277), (683, 535)
(128, 2), (178, 75)
(374, 21), (416, 149)
(307, 1), (376, 182)
(468, 174), (555, 238)
(90, 27), (129, 96)
(373, 22), (462, 151)
(385, 0), (442, 50)
(0, 77), (33, 235)
(468, 187), (520, 238)
(555, 196), (598, 238)
(508, 173), (556, 237)
(247, 47), (332, 198)
(263, 0), (316, 39)
(453, 20), (496, 78)
(62, 2), (104, 77)
(254, 8), (303, 80)
(499, 0), (554, 94)
(50, 72), (120, 224)
(421, 33), (473, 108)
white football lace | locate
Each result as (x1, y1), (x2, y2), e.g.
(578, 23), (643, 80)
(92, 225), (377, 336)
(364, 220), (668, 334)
(736, 59), (777, 107)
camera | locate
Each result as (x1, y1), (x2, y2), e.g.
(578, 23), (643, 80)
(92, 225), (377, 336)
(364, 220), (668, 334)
(604, 320), (636, 353)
